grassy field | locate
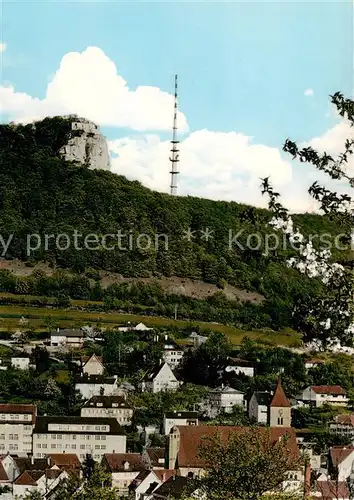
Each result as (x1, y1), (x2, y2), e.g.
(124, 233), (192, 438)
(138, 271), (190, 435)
(0, 303), (303, 347)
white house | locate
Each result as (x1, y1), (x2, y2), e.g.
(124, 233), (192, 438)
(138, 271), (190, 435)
(161, 337), (185, 369)
(81, 354), (105, 376)
(81, 395), (134, 426)
(13, 467), (68, 498)
(141, 362), (179, 393)
(130, 469), (175, 500)
(297, 386), (349, 407)
(330, 414), (354, 441)
(204, 386), (245, 417)
(163, 411), (199, 435)
(118, 322), (152, 332)
(101, 453), (146, 496)
(329, 446), (354, 480)
(50, 328), (85, 348)
(0, 403), (37, 456)
(248, 391), (272, 424)
(33, 416), (126, 462)
(11, 356), (31, 370)
(225, 357), (255, 377)
(75, 374), (119, 399)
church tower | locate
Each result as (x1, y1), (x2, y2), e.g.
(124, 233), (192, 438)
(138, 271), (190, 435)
(269, 378), (291, 427)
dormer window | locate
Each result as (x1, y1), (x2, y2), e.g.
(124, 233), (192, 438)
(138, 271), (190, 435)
(97, 403), (103, 407)
(123, 461), (130, 470)
(112, 403), (118, 407)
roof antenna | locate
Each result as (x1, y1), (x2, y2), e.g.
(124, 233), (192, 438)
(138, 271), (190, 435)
(169, 74), (180, 195)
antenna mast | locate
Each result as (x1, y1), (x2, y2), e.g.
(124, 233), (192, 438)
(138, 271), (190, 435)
(169, 74), (180, 195)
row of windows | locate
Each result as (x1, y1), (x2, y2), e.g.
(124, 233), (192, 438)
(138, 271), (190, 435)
(0, 414), (31, 420)
(0, 444), (18, 450)
(48, 424), (108, 432)
(36, 434), (107, 440)
(36, 443), (107, 451)
(0, 434), (18, 440)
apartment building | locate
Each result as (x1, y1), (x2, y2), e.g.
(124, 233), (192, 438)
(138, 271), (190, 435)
(0, 404), (36, 456)
(33, 416), (126, 462)
(81, 395), (134, 426)
(75, 374), (119, 399)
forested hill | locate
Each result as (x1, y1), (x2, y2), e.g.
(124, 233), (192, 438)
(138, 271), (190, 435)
(0, 117), (350, 318)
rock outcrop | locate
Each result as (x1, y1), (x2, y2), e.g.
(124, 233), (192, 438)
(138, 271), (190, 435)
(59, 117), (111, 170)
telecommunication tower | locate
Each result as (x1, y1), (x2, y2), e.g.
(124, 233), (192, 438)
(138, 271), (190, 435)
(169, 74), (180, 195)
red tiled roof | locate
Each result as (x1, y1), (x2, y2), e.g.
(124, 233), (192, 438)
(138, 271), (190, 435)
(333, 414), (354, 427)
(270, 379), (290, 408)
(47, 454), (80, 470)
(154, 469), (175, 483)
(0, 404), (37, 423)
(316, 480), (350, 499)
(103, 453), (145, 472)
(82, 355), (104, 365)
(173, 425), (300, 468)
(147, 447), (165, 467)
(330, 446), (354, 466)
(14, 471), (38, 486)
(311, 385), (346, 395)
(0, 462), (8, 482)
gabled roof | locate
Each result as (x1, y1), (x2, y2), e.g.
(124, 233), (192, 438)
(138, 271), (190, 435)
(34, 416), (124, 435)
(82, 395), (132, 410)
(47, 454), (80, 470)
(172, 425), (300, 468)
(0, 403), (37, 424)
(252, 391), (272, 406)
(316, 479), (350, 499)
(330, 446), (354, 466)
(50, 329), (84, 338)
(147, 448), (165, 467)
(0, 462), (8, 482)
(211, 386), (243, 394)
(14, 469), (63, 486)
(14, 457), (51, 473)
(142, 362), (177, 382)
(103, 453), (145, 472)
(270, 379), (290, 408)
(311, 385), (346, 395)
(74, 374), (117, 385)
(333, 414), (354, 427)
(165, 411), (199, 419)
(82, 354), (104, 365)
(152, 476), (190, 499)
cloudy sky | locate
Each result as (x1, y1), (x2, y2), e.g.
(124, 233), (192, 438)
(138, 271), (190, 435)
(1, 0), (353, 212)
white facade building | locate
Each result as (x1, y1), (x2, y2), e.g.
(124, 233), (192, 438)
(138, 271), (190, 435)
(163, 411), (199, 435)
(101, 453), (145, 496)
(81, 395), (134, 426)
(0, 404), (36, 456)
(75, 374), (119, 399)
(50, 328), (85, 348)
(11, 357), (31, 370)
(161, 337), (185, 369)
(141, 363), (179, 393)
(297, 386), (349, 407)
(248, 391), (272, 424)
(205, 386), (245, 417)
(225, 358), (254, 377)
(81, 354), (105, 376)
(33, 416), (126, 462)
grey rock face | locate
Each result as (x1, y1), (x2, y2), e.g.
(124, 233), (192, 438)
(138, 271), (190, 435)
(59, 117), (111, 170)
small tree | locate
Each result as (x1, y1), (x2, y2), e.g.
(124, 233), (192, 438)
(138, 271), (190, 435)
(195, 427), (302, 500)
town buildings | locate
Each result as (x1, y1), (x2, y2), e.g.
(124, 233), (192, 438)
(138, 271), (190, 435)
(0, 404), (37, 456)
(81, 395), (134, 426)
(297, 385), (349, 407)
(32, 416), (126, 461)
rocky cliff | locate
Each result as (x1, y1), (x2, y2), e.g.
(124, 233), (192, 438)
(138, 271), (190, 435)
(59, 117), (111, 170)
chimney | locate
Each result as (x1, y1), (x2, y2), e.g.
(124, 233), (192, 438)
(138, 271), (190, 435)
(30, 455), (34, 465)
(165, 335), (168, 341)
(47, 456), (51, 466)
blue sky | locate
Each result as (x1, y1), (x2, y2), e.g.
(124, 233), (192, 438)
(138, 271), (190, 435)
(1, 0), (353, 211)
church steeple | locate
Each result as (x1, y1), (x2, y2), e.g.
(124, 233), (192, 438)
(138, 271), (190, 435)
(269, 378), (291, 427)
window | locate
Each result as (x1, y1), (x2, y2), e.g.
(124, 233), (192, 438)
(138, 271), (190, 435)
(42, 444), (47, 449)
(80, 445), (85, 450)
(101, 435), (106, 441)
(100, 445), (106, 450)
(95, 445), (100, 450)
(0, 434), (5, 440)
(13, 434), (18, 440)
(277, 417), (284, 426)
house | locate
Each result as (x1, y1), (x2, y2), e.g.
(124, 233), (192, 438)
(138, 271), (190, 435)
(329, 446), (354, 480)
(101, 453), (145, 495)
(330, 414), (354, 441)
(81, 354), (105, 376)
(81, 395), (134, 425)
(33, 416), (126, 462)
(161, 336), (185, 369)
(13, 467), (68, 499)
(297, 385), (349, 407)
(248, 379), (291, 427)
(129, 469), (175, 500)
(248, 391), (272, 424)
(304, 358), (325, 370)
(50, 328), (85, 348)
(75, 374), (119, 399)
(141, 362), (179, 393)
(224, 357), (255, 377)
(168, 425), (302, 491)
(118, 322), (152, 332)
(0, 403), (37, 456)
(163, 411), (199, 435)
(11, 356), (31, 370)
(203, 385), (244, 418)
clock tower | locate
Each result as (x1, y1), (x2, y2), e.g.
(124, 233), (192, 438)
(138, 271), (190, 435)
(269, 378), (291, 427)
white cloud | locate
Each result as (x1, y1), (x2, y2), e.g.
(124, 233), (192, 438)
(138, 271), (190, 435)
(0, 46), (188, 132)
(108, 130), (305, 210)
(304, 88), (314, 97)
(0, 42), (6, 53)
